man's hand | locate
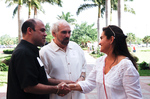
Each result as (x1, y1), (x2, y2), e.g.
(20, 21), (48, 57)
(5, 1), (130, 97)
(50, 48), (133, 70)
(56, 82), (70, 97)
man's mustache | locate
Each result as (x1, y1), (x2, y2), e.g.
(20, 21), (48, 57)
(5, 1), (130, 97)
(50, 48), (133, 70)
(64, 37), (69, 40)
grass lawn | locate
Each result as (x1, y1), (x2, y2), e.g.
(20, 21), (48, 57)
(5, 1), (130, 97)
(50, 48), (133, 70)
(0, 49), (10, 87)
(0, 71), (8, 87)
(138, 70), (150, 76)
(131, 47), (150, 63)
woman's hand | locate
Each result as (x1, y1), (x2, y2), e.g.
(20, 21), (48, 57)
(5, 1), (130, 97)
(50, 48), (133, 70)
(67, 83), (82, 91)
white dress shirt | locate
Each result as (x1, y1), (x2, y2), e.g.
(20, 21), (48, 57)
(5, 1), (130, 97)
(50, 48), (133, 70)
(78, 55), (142, 99)
(40, 40), (86, 99)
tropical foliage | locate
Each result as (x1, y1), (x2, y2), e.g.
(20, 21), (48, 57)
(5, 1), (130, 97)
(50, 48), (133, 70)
(76, 0), (135, 45)
(5, 0), (63, 42)
(143, 36), (150, 47)
(126, 33), (136, 45)
(5, 0), (63, 18)
(45, 23), (53, 43)
(57, 11), (76, 25)
(0, 34), (17, 45)
(70, 22), (97, 47)
(111, 0), (135, 14)
(76, 0), (135, 18)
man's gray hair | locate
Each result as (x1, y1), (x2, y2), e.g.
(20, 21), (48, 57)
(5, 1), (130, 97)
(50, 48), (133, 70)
(51, 19), (70, 33)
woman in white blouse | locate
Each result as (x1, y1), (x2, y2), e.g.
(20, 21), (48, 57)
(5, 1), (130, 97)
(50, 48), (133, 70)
(67, 25), (142, 99)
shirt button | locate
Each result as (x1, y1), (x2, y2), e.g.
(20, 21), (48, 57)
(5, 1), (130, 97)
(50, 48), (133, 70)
(68, 63), (70, 65)
(69, 72), (71, 74)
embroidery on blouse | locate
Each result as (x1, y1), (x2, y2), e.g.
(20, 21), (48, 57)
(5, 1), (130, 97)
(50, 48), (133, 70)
(96, 56), (133, 89)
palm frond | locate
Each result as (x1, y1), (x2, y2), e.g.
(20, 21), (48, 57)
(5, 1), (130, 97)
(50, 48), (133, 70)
(76, 3), (98, 15)
(32, 0), (40, 9)
(101, 7), (105, 18)
(12, 5), (18, 18)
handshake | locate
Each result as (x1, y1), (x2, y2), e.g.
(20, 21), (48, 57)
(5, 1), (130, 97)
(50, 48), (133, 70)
(56, 82), (81, 97)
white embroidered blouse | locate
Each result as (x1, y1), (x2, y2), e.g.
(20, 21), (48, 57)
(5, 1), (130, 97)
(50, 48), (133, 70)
(78, 55), (142, 99)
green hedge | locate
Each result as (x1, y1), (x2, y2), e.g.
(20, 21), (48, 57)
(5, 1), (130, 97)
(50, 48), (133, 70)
(3, 49), (14, 54)
(133, 55), (139, 62)
(2, 57), (11, 65)
(0, 63), (8, 71)
(139, 61), (149, 70)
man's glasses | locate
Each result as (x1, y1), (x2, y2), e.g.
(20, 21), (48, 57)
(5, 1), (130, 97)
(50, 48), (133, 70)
(108, 25), (115, 39)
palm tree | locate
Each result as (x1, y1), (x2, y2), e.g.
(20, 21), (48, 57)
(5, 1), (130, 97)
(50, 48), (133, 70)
(126, 33), (136, 45)
(6, 0), (62, 19)
(5, 0), (63, 42)
(57, 11), (76, 25)
(143, 36), (150, 47)
(76, 0), (105, 44)
(111, 0), (135, 27)
(6, 0), (23, 42)
(77, 0), (135, 43)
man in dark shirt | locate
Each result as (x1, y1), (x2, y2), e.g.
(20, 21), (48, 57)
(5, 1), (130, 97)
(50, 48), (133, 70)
(7, 19), (70, 99)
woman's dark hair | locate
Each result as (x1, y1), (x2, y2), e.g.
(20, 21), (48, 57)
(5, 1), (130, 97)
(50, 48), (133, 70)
(21, 19), (36, 34)
(103, 25), (138, 70)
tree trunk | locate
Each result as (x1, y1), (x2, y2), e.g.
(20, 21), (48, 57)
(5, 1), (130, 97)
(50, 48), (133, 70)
(105, 0), (111, 26)
(118, 0), (124, 27)
(97, 5), (101, 46)
(146, 42), (148, 47)
(28, 0), (31, 19)
(34, 7), (38, 18)
(18, 0), (23, 43)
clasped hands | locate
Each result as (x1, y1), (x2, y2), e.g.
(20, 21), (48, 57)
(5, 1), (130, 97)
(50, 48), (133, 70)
(56, 82), (80, 97)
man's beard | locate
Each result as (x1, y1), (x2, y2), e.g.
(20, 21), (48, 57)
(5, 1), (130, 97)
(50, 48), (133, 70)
(61, 37), (69, 45)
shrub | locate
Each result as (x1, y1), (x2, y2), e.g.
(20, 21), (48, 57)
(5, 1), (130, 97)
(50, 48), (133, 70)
(133, 55), (139, 62)
(90, 49), (105, 58)
(91, 51), (95, 54)
(139, 61), (149, 70)
(3, 49), (14, 54)
(0, 63), (8, 71)
(2, 57), (11, 65)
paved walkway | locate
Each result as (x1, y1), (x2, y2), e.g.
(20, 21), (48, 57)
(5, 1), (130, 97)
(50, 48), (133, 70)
(0, 51), (150, 99)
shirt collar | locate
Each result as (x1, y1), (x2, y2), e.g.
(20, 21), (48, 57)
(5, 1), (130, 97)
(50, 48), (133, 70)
(51, 39), (73, 52)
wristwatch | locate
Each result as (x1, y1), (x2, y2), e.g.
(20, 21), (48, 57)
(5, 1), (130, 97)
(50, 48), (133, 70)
(80, 75), (85, 79)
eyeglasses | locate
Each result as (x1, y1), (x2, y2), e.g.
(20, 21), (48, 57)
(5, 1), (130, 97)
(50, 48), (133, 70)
(108, 25), (115, 39)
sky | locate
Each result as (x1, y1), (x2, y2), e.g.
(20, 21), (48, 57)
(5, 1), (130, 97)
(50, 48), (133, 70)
(0, 0), (150, 38)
